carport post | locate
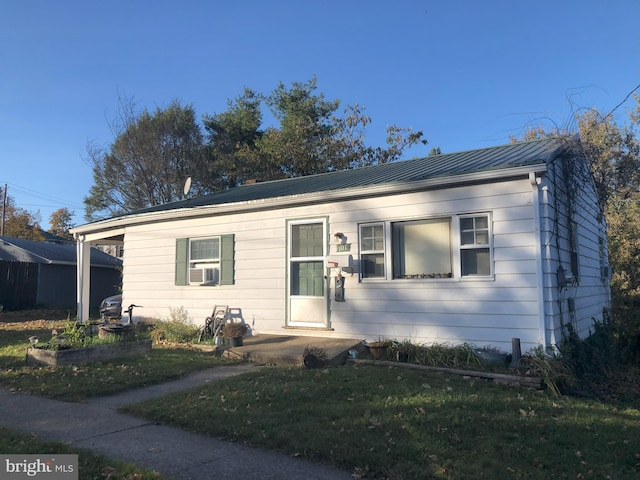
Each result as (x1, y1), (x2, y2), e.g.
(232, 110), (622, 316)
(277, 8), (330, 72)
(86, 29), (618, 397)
(76, 235), (91, 322)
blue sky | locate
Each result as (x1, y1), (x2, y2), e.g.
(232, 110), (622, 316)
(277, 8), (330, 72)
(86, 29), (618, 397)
(1, 0), (639, 228)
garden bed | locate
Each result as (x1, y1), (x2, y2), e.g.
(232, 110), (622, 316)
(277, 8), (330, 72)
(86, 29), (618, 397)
(26, 339), (152, 366)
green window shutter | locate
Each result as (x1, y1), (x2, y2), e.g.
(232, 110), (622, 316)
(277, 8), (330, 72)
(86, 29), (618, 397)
(175, 238), (189, 286)
(220, 234), (235, 285)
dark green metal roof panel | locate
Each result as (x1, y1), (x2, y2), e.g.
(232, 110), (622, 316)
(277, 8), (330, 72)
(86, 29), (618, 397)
(131, 137), (563, 215)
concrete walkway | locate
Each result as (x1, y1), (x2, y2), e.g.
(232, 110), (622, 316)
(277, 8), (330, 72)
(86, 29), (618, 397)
(0, 364), (354, 479)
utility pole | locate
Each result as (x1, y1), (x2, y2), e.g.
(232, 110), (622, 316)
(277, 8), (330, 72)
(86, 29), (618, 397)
(1, 183), (6, 236)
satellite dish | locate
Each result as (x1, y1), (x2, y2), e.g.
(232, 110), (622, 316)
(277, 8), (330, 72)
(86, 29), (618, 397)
(183, 177), (192, 197)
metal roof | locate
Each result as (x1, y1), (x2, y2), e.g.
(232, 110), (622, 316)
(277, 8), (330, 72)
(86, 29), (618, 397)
(0, 236), (122, 267)
(108, 137), (567, 220)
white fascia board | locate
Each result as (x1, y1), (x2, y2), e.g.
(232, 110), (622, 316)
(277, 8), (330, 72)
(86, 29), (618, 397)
(71, 164), (547, 236)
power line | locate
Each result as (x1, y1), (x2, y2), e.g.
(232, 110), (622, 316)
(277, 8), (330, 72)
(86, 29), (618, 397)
(0, 181), (85, 210)
(604, 83), (640, 120)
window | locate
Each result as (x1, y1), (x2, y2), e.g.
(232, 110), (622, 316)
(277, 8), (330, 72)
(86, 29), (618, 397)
(175, 235), (234, 286)
(459, 215), (491, 276)
(599, 236), (608, 281)
(189, 237), (220, 284)
(359, 223), (385, 278)
(359, 214), (492, 280)
(569, 222), (579, 282)
(392, 218), (452, 279)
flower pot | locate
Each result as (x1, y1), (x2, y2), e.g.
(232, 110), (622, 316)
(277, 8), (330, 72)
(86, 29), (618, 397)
(396, 351), (410, 363)
(229, 336), (243, 347)
(368, 342), (389, 359)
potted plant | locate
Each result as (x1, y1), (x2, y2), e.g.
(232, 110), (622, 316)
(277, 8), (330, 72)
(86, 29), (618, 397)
(390, 338), (414, 362)
(222, 323), (248, 347)
(367, 337), (391, 360)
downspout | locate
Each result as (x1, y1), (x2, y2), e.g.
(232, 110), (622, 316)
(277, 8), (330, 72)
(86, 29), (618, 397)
(530, 173), (548, 348)
(75, 234), (90, 323)
(541, 186), (557, 350)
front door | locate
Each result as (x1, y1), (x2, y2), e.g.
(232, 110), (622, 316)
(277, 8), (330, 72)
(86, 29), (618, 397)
(287, 219), (328, 327)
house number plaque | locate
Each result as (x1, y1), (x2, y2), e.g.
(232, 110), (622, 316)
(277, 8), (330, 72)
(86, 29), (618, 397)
(336, 243), (351, 252)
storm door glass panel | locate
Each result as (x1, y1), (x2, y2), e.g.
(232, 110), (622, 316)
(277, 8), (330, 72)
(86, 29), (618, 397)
(291, 261), (324, 296)
(291, 224), (324, 257)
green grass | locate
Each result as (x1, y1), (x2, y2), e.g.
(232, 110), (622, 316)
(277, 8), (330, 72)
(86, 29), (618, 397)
(122, 365), (640, 480)
(2, 311), (640, 479)
(0, 426), (166, 479)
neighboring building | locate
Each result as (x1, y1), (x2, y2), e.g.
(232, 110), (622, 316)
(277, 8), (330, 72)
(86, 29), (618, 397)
(71, 137), (611, 353)
(0, 236), (121, 310)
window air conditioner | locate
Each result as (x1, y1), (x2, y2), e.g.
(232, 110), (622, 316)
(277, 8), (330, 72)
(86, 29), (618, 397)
(189, 265), (219, 285)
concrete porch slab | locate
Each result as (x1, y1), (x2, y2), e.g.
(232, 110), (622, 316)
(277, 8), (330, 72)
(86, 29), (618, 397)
(223, 334), (362, 366)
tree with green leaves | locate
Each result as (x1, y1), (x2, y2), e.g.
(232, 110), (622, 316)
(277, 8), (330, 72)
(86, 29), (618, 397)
(204, 77), (428, 185)
(85, 79), (428, 218)
(83, 98), (207, 221)
(203, 88), (265, 189)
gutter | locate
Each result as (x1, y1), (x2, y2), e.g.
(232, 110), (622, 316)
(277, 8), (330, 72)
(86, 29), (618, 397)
(72, 164), (547, 235)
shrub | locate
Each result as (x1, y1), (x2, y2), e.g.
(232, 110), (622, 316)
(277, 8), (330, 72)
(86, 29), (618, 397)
(413, 342), (481, 368)
(151, 310), (199, 343)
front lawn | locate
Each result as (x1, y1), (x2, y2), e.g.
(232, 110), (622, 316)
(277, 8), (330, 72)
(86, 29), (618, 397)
(0, 314), (232, 401)
(122, 365), (640, 480)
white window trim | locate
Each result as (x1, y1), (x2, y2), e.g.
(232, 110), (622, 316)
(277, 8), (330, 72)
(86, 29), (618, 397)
(359, 222), (387, 281)
(457, 213), (493, 279)
(358, 213), (494, 282)
(188, 236), (221, 285)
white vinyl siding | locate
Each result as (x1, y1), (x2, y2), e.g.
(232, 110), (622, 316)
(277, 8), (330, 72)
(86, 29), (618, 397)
(115, 172), (608, 354)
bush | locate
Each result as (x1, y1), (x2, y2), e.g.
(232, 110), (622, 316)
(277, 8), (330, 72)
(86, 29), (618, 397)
(151, 311), (199, 343)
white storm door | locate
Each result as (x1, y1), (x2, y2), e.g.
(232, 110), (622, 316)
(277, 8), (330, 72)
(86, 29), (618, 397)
(287, 219), (328, 327)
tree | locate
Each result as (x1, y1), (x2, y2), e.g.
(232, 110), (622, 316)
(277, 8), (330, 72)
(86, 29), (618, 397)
(0, 186), (43, 240)
(84, 98), (206, 221)
(203, 88), (265, 189)
(257, 77), (427, 178)
(510, 92), (640, 358)
(48, 208), (75, 240)
(203, 77), (428, 185)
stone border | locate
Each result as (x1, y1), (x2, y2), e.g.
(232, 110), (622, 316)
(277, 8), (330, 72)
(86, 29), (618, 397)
(26, 339), (152, 367)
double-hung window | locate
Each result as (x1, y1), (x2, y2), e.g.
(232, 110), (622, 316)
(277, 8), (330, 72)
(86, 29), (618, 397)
(360, 223), (385, 278)
(459, 215), (491, 276)
(175, 235), (235, 286)
(188, 237), (220, 285)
